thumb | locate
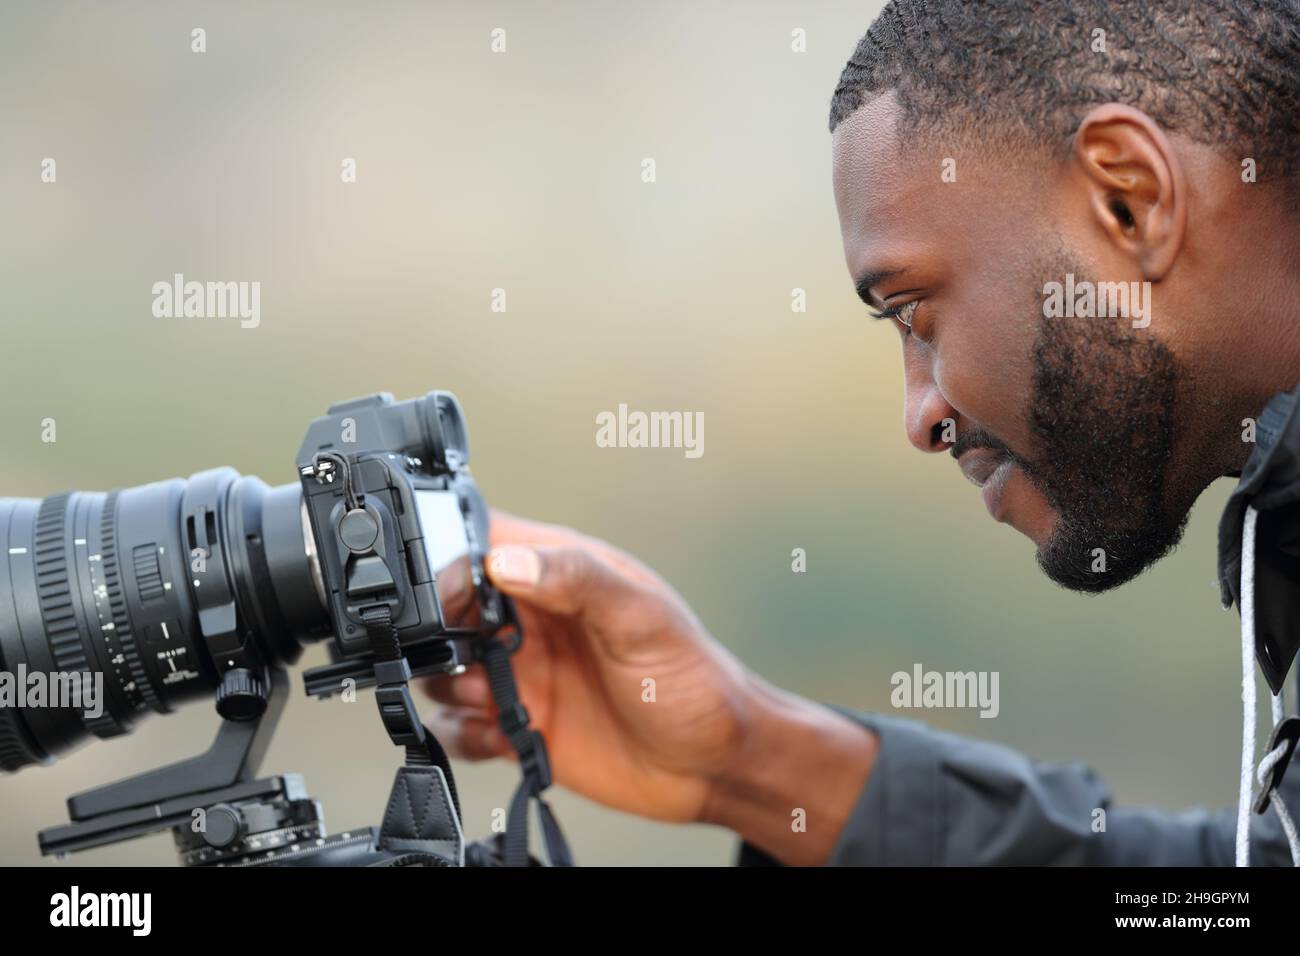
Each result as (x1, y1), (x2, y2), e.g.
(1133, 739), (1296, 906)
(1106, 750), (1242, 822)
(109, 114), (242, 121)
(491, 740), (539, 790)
(486, 543), (630, 619)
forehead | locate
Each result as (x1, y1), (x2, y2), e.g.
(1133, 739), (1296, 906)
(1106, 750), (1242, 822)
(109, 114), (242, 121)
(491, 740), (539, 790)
(831, 93), (1016, 282)
(831, 92), (908, 229)
(832, 94), (948, 263)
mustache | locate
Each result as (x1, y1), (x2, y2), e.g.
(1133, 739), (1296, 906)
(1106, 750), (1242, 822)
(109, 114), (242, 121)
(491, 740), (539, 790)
(951, 427), (1043, 490)
(950, 427), (1016, 461)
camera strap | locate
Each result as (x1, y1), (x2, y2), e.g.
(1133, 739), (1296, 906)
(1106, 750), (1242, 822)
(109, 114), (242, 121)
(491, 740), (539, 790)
(477, 628), (574, 867)
(357, 596), (572, 866)
(361, 605), (460, 788)
(361, 603), (466, 866)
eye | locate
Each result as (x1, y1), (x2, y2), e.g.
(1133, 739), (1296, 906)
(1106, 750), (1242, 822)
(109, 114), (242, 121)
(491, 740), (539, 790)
(868, 299), (922, 338)
(894, 300), (919, 331)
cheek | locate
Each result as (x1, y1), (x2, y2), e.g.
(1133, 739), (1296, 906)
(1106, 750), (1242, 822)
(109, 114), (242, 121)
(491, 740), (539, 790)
(932, 316), (1038, 450)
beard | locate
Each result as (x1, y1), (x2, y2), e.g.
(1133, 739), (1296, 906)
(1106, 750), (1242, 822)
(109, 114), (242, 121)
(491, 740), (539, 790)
(1016, 255), (1193, 593)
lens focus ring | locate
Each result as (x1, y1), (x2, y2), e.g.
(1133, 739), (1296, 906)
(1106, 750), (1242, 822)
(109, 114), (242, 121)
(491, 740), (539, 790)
(97, 491), (156, 718)
(34, 493), (90, 677)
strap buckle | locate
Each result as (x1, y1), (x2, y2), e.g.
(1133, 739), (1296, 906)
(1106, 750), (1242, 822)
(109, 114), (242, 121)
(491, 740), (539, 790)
(373, 657), (426, 748)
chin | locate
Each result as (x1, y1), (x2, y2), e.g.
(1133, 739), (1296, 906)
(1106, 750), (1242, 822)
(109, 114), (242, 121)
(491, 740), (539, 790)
(1033, 509), (1192, 594)
(1035, 552), (1138, 594)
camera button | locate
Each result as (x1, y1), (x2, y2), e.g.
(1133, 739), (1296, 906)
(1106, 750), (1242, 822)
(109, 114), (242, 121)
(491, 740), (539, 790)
(339, 508), (380, 553)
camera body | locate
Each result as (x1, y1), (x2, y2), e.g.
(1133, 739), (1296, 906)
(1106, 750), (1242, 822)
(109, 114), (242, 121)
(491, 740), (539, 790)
(297, 392), (505, 671)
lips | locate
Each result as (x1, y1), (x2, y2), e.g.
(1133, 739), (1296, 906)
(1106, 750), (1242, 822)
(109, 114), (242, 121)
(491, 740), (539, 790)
(958, 449), (1016, 520)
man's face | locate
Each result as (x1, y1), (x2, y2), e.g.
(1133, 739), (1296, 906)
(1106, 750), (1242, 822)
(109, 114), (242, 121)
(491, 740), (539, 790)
(833, 93), (1196, 592)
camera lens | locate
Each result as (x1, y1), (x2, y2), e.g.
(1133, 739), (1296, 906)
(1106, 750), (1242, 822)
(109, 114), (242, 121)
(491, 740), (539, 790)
(0, 469), (329, 772)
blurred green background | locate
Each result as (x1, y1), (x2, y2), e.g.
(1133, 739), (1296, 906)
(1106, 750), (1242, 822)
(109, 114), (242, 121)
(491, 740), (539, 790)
(0, 0), (1251, 865)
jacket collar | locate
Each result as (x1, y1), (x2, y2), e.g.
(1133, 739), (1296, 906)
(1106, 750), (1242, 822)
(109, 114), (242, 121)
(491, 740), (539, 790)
(1218, 383), (1300, 694)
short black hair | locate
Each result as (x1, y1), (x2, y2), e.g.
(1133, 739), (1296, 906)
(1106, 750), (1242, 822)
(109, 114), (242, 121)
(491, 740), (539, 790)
(830, 0), (1300, 179)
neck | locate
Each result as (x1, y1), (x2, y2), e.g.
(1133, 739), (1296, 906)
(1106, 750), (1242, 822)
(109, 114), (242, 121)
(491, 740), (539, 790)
(1213, 229), (1300, 474)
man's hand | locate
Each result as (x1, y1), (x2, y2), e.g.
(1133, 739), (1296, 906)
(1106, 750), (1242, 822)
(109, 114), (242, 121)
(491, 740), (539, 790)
(420, 510), (878, 865)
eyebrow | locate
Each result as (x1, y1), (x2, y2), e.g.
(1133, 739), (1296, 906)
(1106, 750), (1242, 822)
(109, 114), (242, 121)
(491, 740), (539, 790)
(853, 267), (910, 307)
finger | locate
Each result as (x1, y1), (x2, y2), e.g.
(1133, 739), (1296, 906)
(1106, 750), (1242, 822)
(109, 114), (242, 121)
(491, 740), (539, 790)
(490, 509), (661, 587)
(420, 669), (494, 708)
(424, 706), (510, 761)
(485, 543), (644, 623)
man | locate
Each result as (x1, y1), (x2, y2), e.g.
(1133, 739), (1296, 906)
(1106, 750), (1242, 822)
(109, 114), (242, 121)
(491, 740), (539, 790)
(423, 0), (1300, 865)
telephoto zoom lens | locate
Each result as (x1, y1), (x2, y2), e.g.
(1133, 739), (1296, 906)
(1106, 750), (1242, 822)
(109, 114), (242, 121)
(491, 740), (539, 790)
(0, 469), (330, 772)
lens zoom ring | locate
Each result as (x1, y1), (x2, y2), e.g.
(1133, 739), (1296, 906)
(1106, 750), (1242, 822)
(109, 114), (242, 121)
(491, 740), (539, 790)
(99, 491), (157, 712)
(34, 493), (89, 677)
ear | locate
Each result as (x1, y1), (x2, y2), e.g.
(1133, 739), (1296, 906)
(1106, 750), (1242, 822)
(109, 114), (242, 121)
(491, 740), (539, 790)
(1071, 103), (1187, 281)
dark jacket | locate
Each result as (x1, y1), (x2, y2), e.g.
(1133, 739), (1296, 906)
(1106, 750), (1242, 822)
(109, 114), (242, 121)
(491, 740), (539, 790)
(741, 386), (1300, 866)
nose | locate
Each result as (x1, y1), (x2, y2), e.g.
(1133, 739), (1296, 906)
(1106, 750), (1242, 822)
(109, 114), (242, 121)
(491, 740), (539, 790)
(902, 348), (958, 454)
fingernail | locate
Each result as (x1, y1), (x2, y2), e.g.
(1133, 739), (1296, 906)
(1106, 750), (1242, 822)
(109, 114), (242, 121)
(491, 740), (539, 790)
(487, 546), (541, 587)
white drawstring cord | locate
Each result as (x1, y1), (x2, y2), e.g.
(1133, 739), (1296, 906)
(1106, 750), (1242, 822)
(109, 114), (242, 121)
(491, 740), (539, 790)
(1237, 507), (1258, 867)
